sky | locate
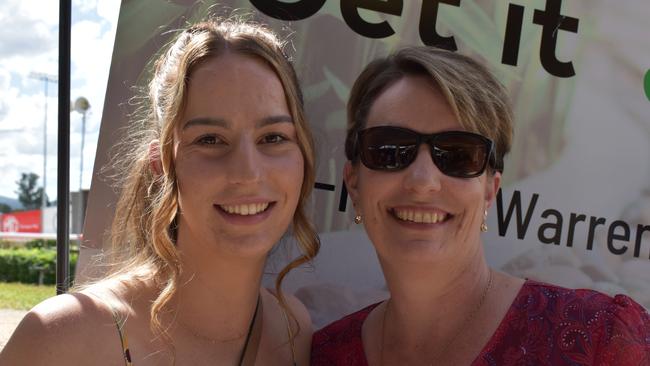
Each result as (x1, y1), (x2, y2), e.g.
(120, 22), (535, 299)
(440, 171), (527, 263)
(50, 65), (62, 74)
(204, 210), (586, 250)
(0, 0), (120, 203)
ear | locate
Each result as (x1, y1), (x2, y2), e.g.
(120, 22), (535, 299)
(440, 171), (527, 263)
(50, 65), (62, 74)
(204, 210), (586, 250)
(343, 161), (360, 209)
(484, 171), (501, 210)
(148, 139), (163, 176)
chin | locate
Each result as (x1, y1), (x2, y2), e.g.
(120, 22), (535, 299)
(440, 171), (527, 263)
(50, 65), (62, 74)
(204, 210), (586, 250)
(212, 232), (279, 258)
(377, 236), (449, 264)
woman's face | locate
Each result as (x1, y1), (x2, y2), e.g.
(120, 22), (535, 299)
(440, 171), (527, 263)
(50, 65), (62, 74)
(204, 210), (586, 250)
(172, 53), (304, 258)
(344, 75), (500, 265)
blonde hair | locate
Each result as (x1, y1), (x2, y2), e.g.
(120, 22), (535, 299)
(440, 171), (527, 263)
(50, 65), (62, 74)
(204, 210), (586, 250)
(345, 46), (513, 172)
(99, 18), (319, 341)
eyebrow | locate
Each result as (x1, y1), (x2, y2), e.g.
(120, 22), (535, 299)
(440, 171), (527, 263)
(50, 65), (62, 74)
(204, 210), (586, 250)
(182, 115), (294, 130)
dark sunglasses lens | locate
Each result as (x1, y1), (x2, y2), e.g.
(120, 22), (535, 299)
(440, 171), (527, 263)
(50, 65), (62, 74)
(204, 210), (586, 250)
(432, 134), (489, 177)
(359, 128), (418, 170)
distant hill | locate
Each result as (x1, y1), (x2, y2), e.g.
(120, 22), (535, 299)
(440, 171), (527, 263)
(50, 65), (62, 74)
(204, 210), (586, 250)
(0, 196), (23, 210)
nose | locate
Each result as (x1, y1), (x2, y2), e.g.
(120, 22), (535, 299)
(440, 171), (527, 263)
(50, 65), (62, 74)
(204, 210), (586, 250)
(402, 144), (443, 193)
(227, 138), (262, 185)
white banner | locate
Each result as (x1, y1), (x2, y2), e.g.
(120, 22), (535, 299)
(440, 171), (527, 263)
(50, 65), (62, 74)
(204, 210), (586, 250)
(83, 0), (650, 328)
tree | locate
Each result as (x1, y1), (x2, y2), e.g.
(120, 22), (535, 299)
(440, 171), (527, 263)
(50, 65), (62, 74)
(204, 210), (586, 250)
(15, 172), (48, 209)
(0, 203), (11, 213)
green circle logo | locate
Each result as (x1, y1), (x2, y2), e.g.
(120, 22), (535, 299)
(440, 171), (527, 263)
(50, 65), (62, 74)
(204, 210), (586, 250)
(645, 69), (650, 101)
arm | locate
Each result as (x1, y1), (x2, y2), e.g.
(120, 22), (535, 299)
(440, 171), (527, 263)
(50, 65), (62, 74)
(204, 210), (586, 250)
(593, 294), (650, 365)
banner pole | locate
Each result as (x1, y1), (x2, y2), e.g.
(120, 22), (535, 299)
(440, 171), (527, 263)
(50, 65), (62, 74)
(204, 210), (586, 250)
(56, 0), (72, 295)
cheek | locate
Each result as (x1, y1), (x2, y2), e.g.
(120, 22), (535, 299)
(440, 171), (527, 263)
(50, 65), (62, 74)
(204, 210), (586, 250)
(273, 149), (305, 202)
(451, 180), (486, 232)
(174, 155), (226, 211)
(357, 170), (395, 217)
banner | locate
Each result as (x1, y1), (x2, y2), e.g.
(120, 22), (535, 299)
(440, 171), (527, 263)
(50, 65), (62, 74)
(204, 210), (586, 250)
(83, 0), (650, 328)
(0, 209), (41, 233)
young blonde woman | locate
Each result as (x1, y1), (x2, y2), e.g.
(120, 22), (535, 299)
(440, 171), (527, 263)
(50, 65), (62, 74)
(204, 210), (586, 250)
(1, 19), (319, 365)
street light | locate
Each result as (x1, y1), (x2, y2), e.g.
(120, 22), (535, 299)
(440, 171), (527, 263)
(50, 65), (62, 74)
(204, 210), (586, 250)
(28, 72), (58, 212)
(72, 97), (90, 235)
(73, 96), (90, 191)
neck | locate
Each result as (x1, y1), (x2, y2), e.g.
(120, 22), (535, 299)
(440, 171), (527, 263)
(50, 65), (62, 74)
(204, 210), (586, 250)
(379, 242), (491, 344)
(170, 232), (267, 341)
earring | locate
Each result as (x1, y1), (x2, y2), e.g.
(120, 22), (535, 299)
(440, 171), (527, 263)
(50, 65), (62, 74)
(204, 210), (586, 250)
(354, 214), (363, 224)
(480, 210), (488, 232)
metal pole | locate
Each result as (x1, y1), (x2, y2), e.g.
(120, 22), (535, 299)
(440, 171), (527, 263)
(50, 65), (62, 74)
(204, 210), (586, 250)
(79, 111), (85, 191)
(79, 111), (86, 236)
(43, 81), (48, 212)
(57, 0), (72, 295)
(29, 72), (57, 234)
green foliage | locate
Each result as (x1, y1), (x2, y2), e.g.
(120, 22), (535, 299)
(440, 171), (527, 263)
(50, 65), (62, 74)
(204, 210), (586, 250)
(24, 239), (57, 249)
(15, 172), (48, 209)
(0, 203), (12, 213)
(0, 282), (56, 310)
(0, 248), (77, 285)
(0, 240), (14, 249)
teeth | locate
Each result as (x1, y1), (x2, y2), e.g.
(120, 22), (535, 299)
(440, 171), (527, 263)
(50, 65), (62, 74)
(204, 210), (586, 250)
(394, 209), (446, 224)
(220, 203), (270, 215)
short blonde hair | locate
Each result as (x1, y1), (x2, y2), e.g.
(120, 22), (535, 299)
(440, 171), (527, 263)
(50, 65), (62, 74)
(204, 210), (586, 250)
(345, 46), (513, 173)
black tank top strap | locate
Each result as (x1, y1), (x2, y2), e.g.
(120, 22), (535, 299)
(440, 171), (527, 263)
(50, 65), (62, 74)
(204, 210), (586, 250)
(109, 307), (133, 366)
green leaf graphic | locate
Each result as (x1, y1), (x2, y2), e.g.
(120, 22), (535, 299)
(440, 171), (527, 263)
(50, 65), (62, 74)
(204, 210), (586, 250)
(644, 69), (650, 102)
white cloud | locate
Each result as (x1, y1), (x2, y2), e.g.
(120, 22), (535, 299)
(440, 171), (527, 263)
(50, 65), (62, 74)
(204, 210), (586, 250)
(0, 66), (12, 120)
(0, 0), (58, 60)
(97, 0), (121, 29)
(74, 0), (98, 14)
(0, 0), (120, 199)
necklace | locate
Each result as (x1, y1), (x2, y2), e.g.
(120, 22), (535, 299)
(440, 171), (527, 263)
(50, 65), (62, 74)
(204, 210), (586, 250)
(379, 269), (493, 366)
(179, 294), (261, 366)
(237, 294), (262, 366)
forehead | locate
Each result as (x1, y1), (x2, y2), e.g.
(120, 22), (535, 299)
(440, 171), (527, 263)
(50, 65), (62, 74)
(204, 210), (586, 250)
(365, 75), (462, 133)
(180, 53), (289, 128)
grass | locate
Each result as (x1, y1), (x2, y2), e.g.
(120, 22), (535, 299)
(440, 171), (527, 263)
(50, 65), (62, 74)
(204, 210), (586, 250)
(0, 282), (56, 310)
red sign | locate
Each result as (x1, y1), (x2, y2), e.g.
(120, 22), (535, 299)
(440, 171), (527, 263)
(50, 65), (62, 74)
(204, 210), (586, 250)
(0, 210), (42, 233)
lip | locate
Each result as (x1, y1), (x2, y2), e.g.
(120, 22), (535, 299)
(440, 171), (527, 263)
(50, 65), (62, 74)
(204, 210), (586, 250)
(217, 197), (274, 205)
(214, 200), (276, 225)
(388, 206), (452, 230)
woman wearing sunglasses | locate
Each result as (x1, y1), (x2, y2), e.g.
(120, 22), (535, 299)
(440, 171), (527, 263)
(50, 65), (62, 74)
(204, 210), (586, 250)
(311, 46), (649, 365)
(1, 19), (318, 365)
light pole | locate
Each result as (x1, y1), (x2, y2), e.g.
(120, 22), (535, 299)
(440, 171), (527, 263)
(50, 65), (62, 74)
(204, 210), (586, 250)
(73, 97), (90, 191)
(72, 97), (90, 235)
(28, 72), (58, 213)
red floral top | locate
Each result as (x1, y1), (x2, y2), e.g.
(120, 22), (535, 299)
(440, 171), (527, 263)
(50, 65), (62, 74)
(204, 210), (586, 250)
(311, 281), (650, 365)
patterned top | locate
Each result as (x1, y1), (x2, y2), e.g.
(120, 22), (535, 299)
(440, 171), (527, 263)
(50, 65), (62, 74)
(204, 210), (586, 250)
(311, 280), (650, 365)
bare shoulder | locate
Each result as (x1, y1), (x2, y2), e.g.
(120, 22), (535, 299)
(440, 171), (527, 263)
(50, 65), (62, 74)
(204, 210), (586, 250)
(262, 288), (313, 365)
(262, 287), (312, 331)
(283, 291), (313, 334)
(284, 291), (313, 366)
(0, 286), (126, 365)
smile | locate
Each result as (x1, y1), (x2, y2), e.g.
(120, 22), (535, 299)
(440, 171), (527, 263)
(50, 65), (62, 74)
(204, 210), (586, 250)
(217, 202), (271, 216)
(392, 208), (449, 224)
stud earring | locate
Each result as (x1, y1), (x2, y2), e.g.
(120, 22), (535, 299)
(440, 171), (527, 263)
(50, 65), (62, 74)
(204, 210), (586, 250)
(354, 214), (363, 224)
(480, 210), (488, 232)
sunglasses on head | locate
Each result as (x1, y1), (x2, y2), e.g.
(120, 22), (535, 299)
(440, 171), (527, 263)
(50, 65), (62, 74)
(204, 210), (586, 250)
(356, 126), (495, 178)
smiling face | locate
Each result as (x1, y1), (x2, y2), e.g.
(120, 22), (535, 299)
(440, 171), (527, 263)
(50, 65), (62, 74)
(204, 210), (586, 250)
(172, 53), (304, 258)
(344, 75), (501, 266)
